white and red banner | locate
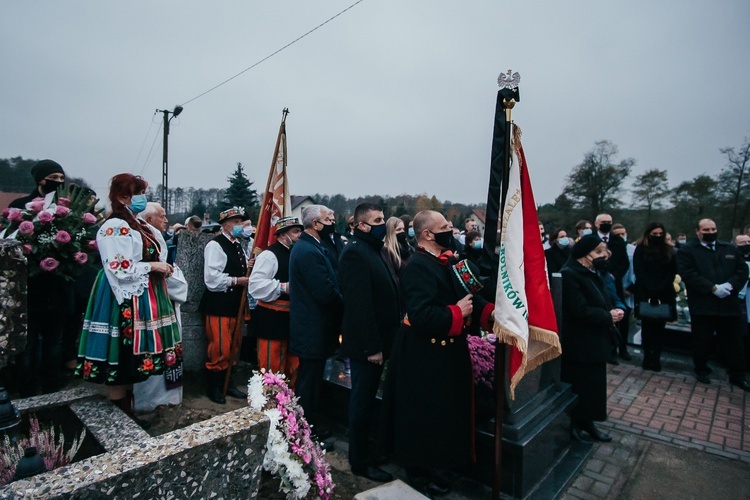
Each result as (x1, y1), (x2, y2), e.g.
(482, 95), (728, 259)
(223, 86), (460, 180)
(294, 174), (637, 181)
(253, 117), (291, 254)
(493, 125), (561, 398)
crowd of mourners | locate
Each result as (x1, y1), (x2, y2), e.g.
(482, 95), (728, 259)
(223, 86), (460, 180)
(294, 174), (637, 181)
(5, 159), (750, 497)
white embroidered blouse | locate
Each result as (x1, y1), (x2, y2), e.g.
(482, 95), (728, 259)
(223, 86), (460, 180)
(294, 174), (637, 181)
(97, 217), (166, 304)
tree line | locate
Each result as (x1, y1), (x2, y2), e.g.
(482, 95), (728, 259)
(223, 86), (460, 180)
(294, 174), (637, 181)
(5, 133), (748, 241)
(539, 137), (750, 241)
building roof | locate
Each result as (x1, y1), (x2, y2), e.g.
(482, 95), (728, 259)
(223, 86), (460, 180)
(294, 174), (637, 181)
(291, 195), (315, 210)
(471, 208), (486, 223)
(0, 192), (27, 210)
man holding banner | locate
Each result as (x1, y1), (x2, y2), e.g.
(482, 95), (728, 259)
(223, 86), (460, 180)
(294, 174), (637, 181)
(385, 210), (494, 496)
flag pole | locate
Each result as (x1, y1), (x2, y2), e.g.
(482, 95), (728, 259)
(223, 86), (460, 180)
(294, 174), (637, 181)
(484, 70), (519, 500)
(223, 108), (289, 396)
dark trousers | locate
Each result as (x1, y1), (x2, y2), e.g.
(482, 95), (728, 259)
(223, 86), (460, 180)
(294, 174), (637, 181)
(692, 314), (747, 380)
(616, 308), (631, 354)
(16, 313), (64, 397)
(641, 318), (666, 364)
(348, 358), (383, 470)
(296, 357), (327, 430)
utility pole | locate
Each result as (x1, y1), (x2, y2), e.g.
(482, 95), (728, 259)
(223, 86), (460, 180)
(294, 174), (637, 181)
(156, 105), (183, 210)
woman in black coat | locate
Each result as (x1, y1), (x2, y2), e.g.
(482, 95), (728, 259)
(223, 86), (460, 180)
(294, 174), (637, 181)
(560, 234), (625, 443)
(545, 227), (572, 277)
(632, 222), (678, 372)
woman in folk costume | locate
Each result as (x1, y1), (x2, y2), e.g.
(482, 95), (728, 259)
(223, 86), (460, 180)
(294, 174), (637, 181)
(76, 173), (182, 421)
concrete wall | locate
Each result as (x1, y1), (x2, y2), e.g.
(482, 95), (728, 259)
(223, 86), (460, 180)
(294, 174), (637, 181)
(2, 388), (269, 498)
(174, 231), (214, 372)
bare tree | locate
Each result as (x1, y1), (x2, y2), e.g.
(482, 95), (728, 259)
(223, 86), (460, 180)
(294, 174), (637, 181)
(632, 169), (669, 220)
(718, 137), (750, 231)
(563, 140), (635, 217)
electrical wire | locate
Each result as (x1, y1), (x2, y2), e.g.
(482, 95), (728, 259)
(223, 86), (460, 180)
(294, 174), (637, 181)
(179, 0), (366, 106)
(139, 120), (164, 175)
(133, 112), (160, 171)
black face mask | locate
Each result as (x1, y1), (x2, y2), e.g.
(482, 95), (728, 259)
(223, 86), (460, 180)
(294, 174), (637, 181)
(648, 235), (664, 247)
(318, 222), (335, 236)
(40, 179), (63, 194)
(702, 232), (718, 243)
(432, 229), (454, 249)
(591, 256), (608, 271)
(396, 232), (408, 244)
(598, 223), (612, 234)
(738, 245), (750, 258)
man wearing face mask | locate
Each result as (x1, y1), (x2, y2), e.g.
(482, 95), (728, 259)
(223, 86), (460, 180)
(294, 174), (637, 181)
(289, 205), (343, 447)
(10, 159), (66, 209)
(200, 207), (251, 404)
(318, 209), (344, 273)
(677, 219), (750, 390)
(12, 159), (73, 396)
(247, 217), (303, 383)
(339, 203), (400, 483)
(383, 210), (494, 496)
(595, 213), (632, 362)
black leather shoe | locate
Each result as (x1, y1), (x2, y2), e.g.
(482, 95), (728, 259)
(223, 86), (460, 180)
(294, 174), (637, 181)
(730, 379), (750, 392)
(585, 425), (613, 442)
(696, 373), (711, 384)
(571, 427), (593, 443)
(620, 350), (632, 361)
(226, 386), (247, 399)
(208, 387), (226, 405)
(607, 356), (619, 366)
(352, 466), (393, 483)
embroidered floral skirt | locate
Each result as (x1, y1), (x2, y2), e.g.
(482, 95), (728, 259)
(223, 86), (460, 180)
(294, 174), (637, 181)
(75, 270), (183, 386)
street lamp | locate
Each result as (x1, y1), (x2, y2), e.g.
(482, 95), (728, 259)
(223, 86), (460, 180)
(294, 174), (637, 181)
(156, 105), (184, 210)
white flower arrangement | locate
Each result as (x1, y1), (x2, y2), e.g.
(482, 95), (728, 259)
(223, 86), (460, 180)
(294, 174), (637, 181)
(248, 370), (334, 500)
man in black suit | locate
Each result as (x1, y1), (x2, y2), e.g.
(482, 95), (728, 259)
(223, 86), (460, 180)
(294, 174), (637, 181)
(595, 213), (632, 361)
(340, 202), (401, 482)
(677, 219), (750, 390)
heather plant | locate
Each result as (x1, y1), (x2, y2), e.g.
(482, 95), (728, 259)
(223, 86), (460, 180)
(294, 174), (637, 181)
(0, 414), (86, 486)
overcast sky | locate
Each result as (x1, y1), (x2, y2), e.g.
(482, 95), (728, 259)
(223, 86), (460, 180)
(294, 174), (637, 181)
(2, 1), (749, 206)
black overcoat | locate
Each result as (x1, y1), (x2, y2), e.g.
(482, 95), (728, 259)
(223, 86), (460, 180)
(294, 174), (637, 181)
(545, 244), (571, 276)
(632, 244), (678, 313)
(560, 259), (615, 364)
(384, 249), (490, 469)
(676, 239), (749, 316)
(340, 230), (401, 361)
(289, 232), (343, 359)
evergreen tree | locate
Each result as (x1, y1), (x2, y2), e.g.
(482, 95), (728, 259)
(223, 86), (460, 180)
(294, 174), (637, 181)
(221, 163), (258, 213)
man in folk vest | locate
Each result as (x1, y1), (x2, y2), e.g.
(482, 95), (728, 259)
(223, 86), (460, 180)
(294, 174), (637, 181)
(201, 207), (250, 404)
(248, 216), (303, 385)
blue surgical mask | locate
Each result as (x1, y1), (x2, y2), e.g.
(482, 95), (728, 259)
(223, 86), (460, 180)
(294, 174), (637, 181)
(408, 227), (415, 238)
(473, 240), (483, 249)
(231, 225), (243, 237)
(129, 194), (148, 213)
(557, 237), (570, 247)
(582, 228), (593, 236)
(242, 226), (255, 238)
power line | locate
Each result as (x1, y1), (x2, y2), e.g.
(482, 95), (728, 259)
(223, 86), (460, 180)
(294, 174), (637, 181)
(133, 112), (160, 170)
(180, 0), (366, 106)
(139, 120), (163, 176)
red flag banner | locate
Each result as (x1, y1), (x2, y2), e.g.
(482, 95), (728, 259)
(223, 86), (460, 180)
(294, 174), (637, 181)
(493, 125), (561, 398)
(253, 113), (291, 254)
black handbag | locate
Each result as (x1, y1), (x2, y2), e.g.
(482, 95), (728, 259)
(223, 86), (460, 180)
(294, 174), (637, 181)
(637, 299), (672, 320)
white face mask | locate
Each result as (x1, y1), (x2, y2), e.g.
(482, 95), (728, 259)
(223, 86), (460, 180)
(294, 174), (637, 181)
(242, 226), (255, 238)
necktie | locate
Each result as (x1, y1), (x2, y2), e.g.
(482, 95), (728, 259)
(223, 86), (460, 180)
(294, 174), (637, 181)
(602, 236), (608, 243)
(708, 243), (715, 251)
